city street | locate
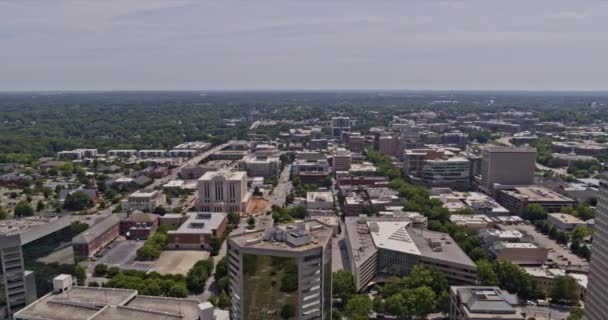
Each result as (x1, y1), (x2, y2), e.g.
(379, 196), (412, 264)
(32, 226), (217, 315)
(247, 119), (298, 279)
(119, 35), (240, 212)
(269, 164), (292, 207)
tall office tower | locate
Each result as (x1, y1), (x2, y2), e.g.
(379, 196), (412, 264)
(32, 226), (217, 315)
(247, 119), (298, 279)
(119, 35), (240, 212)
(480, 146), (536, 194)
(196, 170), (251, 213)
(0, 216), (72, 319)
(584, 175), (608, 320)
(331, 116), (351, 139)
(228, 220), (332, 320)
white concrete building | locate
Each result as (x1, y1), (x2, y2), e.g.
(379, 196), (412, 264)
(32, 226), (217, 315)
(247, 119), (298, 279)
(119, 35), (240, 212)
(197, 170), (251, 213)
(121, 190), (165, 212)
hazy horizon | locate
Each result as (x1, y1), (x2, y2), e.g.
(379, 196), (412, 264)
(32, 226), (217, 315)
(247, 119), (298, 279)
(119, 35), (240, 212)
(2, 0), (608, 91)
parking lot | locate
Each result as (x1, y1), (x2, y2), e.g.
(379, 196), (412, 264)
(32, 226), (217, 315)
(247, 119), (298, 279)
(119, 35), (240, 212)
(151, 250), (209, 275)
(95, 239), (151, 271)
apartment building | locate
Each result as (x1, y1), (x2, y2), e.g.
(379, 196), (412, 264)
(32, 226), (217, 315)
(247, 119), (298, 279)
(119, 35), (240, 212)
(345, 216), (477, 291)
(196, 170), (251, 213)
(489, 242), (548, 266)
(57, 149), (98, 160)
(480, 146), (536, 194)
(120, 190), (165, 212)
(227, 220), (333, 320)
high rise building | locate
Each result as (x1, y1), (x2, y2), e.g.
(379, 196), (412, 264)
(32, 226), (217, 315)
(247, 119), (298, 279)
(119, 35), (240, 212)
(480, 146), (536, 194)
(584, 175), (608, 320)
(0, 216), (72, 319)
(227, 220), (332, 320)
(333, 148), (352, 172)
(420, 156), (471, 190)
(331, 116), (351, 139)
(196, 170), (251, 213)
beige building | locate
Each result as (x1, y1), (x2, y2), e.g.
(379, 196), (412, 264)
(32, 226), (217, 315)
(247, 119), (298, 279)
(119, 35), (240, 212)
(227, 220), (332, 320)
(239, 154), (279, 178)
(490, 242), (548, 266)
(449, 286), (525, 320)
(547, 213), (587, 232)
(480, 146), (536, 194)
(333, 148), (352, 172)
(496, 186), (576, 216)
(120, 190), (165, 212)
(196, 170), (251, 213)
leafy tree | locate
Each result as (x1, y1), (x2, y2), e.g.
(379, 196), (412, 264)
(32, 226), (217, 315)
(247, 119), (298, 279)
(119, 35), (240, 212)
(64, 191), (93, 211)
(567, 307), (584, 320)
(227, 211), (241, 225)
(332, 271), (355, 303)
(280, 303), (296, 318)
(209, 237), (223, 256)
(142, 281), (162, 296)
(247, 215), (256, 228)
(217, 290), (229, 309)
(468, 247), (488, 262)
(572, 226), (592, 241)
(167, 283), (188, 298)
(522, 204), (548, 221)
(477, 260), (499, 286)
(36, 200), (45, 212)
(403, 286), (436, 318)
(345, 295), (373, 320)
(14, 201), (34, 217)
(550, 275), (579, 304)
(0, 206), (8, 220)
(153, 205), (167, 215)
(94, 264), (108, 277)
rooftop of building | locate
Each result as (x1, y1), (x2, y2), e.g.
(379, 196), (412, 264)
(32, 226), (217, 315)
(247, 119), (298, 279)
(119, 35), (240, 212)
(199, 170), (246, 181)
(122, 211), (159, 223)
(483, 146), (536, 153)
(499, 186), (574, 202)
(306, 191), (333, 203)
(345, 216), (474, 269)
(408, 229), (476, 268)
(450, 286), (522, 318)
(15, 285), (208, 320)
(168, 212), (227, 235)
(548, 213), (586, 224)
(229, 220), (332, 253)
(128, 190), (161, 198)
(0, 216), (67, 237)
(493, 242), (539, 249)
(480, 229), (525, 239)
(73, 214), (121, 245)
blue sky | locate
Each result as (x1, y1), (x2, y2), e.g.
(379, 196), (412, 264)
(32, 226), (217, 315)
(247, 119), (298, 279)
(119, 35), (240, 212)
(1, 0), (607, 91)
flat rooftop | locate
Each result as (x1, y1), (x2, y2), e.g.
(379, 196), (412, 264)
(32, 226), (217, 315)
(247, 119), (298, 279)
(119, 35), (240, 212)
(548, 213), (586, 224)
(73, 214), (120, 244)
(168, 212), (226, 235)
(306, 191), (333, 203)
(15, 286), (204, 320)
(0, 216), (66, 237)
(483, 146), (536, 153)
(501, 186), (574, 202)
(199, 170), (246, 181)
(451, 286), (522, 318)
(128, 190), (161, 198)
(229, 220), (332, 253)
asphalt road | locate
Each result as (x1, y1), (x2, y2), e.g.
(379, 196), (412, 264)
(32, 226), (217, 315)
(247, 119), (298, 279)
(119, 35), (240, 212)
(270, 164), (292, 207)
